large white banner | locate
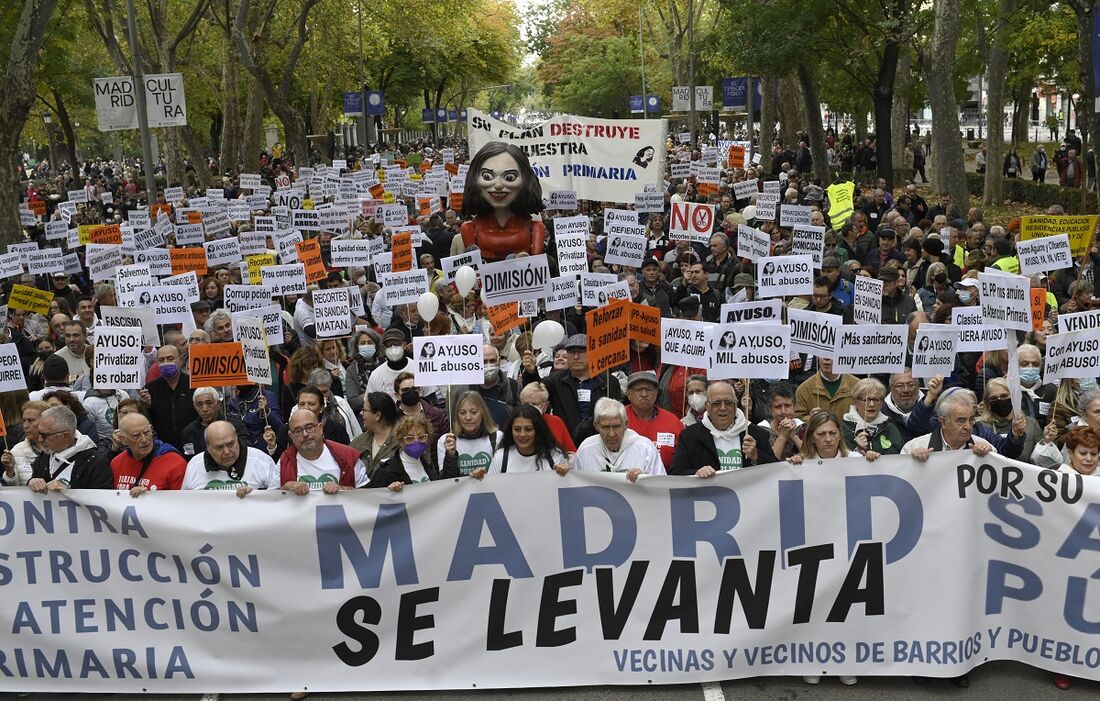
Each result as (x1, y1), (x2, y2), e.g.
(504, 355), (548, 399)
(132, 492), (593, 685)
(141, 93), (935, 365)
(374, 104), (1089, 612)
(467, 108), (666, 203)
(0, 454), (1098, 692)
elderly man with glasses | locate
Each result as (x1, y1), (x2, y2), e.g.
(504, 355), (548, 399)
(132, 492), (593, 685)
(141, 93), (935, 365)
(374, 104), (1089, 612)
(279, 409), (367, 495)
(27, 405), (113, 492)
(670, 381), (764, 477)
(111, 413), (187, 496)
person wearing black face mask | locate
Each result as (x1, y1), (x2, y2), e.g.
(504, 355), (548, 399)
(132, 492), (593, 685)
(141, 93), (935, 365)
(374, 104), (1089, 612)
(27, 338), (58, 392)
(393, 372), (449, 440)
(977, 378), (1041, 460)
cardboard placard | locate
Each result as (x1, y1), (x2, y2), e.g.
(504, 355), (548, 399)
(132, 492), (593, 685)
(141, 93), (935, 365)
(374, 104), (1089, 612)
(392, 231), (414, 273)
(8, 284), (53, 315)
(412, 334), (484, 387)
(93, 326), (146, 389)
(169, 247), (208, 276)
(188, 342), (250, 387)
(585, 304), (629, 377)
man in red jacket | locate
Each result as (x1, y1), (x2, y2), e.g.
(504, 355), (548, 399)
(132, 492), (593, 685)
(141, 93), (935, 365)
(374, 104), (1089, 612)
(112, 414), (187, 496)
(624, 371), (682, 469)
(279, 409), (368, 494)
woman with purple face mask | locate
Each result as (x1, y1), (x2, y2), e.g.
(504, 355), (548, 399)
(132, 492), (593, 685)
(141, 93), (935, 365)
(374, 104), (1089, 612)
(366, 413), (457, 491)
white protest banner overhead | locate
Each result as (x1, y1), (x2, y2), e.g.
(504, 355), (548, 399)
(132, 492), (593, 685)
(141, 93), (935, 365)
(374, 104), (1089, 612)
(757, 255), (813, 299)
(1, 453), (1098, 692)
(834, 324), (907, 374)
(660, 317), (713, 367)
(720, 299), (782, 324)
(787, 307), (841, 359)
(733, 179), (759, 200)
(479, 254), (550, 306)
(412, 334), (484, 386)
(911, 325), (959, 379)
(93, 326), (145, 389)
(100, 305), (160, 346)
(953, 307), (1007, 352)
(312, 288), (352, 338)
(736, 225), (771, 263)
(852, 276), (883, 325)
(595, 280), (631, 306)
(1015, 234), (1073, 276)
(978, 270), (1032, 333)
(552, 216), (590, 276)
(711, 323), (790, 380)
(467, 108), (666, 203)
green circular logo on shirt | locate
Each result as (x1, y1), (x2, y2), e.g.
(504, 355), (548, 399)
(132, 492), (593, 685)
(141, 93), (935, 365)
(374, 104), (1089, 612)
(458, 451), (492, 475)
(717, 448), (743, 471)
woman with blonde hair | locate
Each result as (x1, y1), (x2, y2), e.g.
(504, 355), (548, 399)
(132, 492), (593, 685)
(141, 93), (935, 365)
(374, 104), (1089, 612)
(438, 392), (502, 476)
(0, 400), (49, 486)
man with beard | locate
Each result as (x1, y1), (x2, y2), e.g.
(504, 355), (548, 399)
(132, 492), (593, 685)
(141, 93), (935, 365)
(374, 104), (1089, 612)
(881, 370), (921, 442)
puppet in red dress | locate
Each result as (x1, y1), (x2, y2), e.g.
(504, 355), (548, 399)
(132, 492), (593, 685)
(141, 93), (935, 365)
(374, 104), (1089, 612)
(460, 142), (546, 262)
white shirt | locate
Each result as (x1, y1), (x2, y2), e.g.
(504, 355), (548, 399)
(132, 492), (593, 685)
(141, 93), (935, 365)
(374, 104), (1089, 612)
(573, 429), (665, 476)
(293, 445), (369, 487)
(183, 447), (280, 490)
(293, 298), (315, 347)
(437, 431), (501, 476)
(488, 447), (566, 474)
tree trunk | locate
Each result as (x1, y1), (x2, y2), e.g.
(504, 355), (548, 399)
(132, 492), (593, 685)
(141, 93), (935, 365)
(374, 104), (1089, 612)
(0, 0), (59, 244)
(279, 109), (309, 167)
(873, 38), (900, 189)
(161, 128), (185, 186)
(1074, 5), (1099, 212)
(891, 45), (911, 167)
(759, 74), (778, 172)
(777, 75), (800, 148)
(1011, 80), (1032, 145)
(983, 0), (1014, 206)
(181, 124), (212, 189)
(923, 0), (969, 207)
(219, 50), (241, 178)
(796, 63), (829, 183)
(854, 109), (867, 146)
(51, 87), (78, 171)
(242, 76), (265, 172)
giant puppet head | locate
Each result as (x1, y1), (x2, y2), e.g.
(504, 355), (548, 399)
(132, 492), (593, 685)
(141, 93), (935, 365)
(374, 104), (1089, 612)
(459, 142), (547, 262)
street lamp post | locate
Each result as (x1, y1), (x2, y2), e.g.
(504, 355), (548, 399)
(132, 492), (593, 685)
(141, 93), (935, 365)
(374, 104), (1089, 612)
(43, 114), (58, 174)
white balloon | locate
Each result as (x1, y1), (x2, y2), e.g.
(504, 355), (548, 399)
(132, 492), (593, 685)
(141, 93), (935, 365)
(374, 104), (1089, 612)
(455, 265), (477, 296)
(532, 320), (565, 351)
(742, 205), (757, 221)
(416, 292), (439, 321)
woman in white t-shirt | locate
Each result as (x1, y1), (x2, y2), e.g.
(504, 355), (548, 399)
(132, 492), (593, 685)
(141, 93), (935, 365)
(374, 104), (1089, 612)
(481, 404), (567, 476)
(438, 392), (502, 476)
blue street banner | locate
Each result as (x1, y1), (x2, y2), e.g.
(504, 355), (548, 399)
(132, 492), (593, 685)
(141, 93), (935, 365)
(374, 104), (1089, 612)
(435, 108), (448, 122)
(722, 77), (762, 115)
(630, 95), (644, 114)
(421, 108), (435, 123)
(448, 110), (458, 122)
(645, 95), (661, 113)
(342, 92), (363, 116)
(364, 91), (385, 116)
(1, 453), (1098, 693)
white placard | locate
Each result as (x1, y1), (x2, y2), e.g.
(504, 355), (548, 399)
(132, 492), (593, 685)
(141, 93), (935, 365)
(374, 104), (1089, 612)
(720, 299), (782, 324)
(231, 304), (284, 347)
(733, 179), (759, 200)
(379, 269), (429, 307)
(790, 225), (826, 267)
(710, 323), (791, 380)
(603, 232), (648, 268)
(441, 250), (483, 284)
(757, 254), (813, 299)
(634, 191), (665, 213)
(204, 237), (242, 267)
(312, 288), (352, 338)
(553, 216), (590, 276)
(45, 220), (69, 241)
(668, 202), (714, 244)
(788, 307), (841, 359)
(234, 316), (272, 385)
(736, 225), (771, 263)
(754, 192), (779, 221)
(330, 239), (376, 267)
(412, 334), (484, 387)
(853, 276), (884, 325)
(543, 275), (579, 311)
(594, 281), (631, 306)
(174, 223), (205, 246)
(978, 271), (1032, 332)
(240, 173), (262, 190)
(1043, 327), (1100, 385)
(1058, 309), (1100, 333)
(114, 263), (153, 297)
(86, 244), (123, 282)
(603, 209), (637, 232)
(134, 248), (172, 276)
(1016, 234), (1073, 276)
(579, 272), (618, 307)
(0, 252), (24, 279)
(779, 205), (814, 227)
(379, 204), (408, 228)
(545, 191), (578, 210)
(952, 307), (1007, 352)
(911, 324), (960, 379)
(0, 343), (27, 392)
(260, 264), (307, 296)
(660, 318), (713, 368)
(479, 254), (550, 306)
(26, 248), (64, 275)
(223, 284), (273, 315)
(93, 326), (145, 389)
(834, 324), (908, 374)
(100, 305), (160, 346)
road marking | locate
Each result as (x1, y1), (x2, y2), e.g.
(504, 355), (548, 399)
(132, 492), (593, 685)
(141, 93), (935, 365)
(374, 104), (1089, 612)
(702, 681), (726, 701)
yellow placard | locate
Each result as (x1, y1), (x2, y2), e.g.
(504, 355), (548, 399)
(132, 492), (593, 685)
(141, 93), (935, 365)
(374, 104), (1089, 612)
(8, 284), (53, 315)
(246, 253), (275, 285)
(1020, 215), (1099, 258)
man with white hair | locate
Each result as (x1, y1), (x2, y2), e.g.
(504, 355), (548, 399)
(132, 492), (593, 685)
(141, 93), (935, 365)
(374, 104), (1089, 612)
(27, 406), (112, 491)
(572, 398), (664, 482)
(180, 387), (250, 459)
(182, 420), (279, 495)
(902, 388), (998, 459)
(905, 376), (1026, 458)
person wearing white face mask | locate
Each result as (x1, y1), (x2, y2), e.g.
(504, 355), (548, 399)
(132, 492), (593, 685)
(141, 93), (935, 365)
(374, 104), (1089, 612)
(1017, 343), (1055, 424)
(364, 328), (413, 401)
(681, 375), (709, 427)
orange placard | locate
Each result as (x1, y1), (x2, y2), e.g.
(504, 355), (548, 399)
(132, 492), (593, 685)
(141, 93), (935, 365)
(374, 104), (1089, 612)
(585, 304), (629, 377)
(1030, 288), (1047, 332)
(445, 162), (459, 177)
(417, 197), (433, 217)
(728, 144), (746, 169)
(448, 191), (463, 212)
(0, 407), (8, 438)
(170, 247), (208, 275)
(28, 200), (46, 216)
(697, 182), (719, 196)
(150, 203), (173, 221)
(89, 223), (123, 244)
(295, 239), (327, 284)
(188, 342), (250, 387)
(392, 231), (413, 273)
(186, 211), (203, 224)
(486, 302), (523, 333)
(368, 182), (385, 199)
(627, 301), (661, 346)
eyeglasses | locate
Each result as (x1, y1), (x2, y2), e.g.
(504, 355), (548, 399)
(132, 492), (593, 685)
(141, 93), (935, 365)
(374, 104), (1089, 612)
(289, 423), (319, 437)
(630, 386), (657, 395)
(856, 397), (883, 404)
(708, 399), (735, 407)
(402, 434), (429, 443)
(38, 429), (69, 439)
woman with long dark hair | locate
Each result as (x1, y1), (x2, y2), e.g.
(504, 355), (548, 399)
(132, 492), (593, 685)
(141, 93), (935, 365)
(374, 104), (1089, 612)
(481, 404), (567, 475)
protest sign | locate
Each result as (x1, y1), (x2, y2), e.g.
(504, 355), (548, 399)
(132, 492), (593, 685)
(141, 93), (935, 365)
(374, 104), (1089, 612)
(330, 239), (376, 267)
(834, 324), (907, 374)
(755, 192), (779, 221)
(779, 205), (813, 228)
(131, 285), (195, 328)
(720, 299), (782, 324)
(234, 316), (272, 386)
(480, 254), (549, 306)
(412, 334), (484, 386)
(379, 269), (429, 307)
(625, 301), (661, 345)
(261, 264), (307, 296)
(790, 225), (826, 267)
(1030, 288), (1046, 332)
(634, 191), (665, 213)
(160, 272), (200, 304)
(603, 209), (637, 232)
(579, 272), (618, 307)
(1015, 234), (1072, 276)
(543, 275), (579, 311)
(169, 247), (208, 276)
(0, 252), (23, 279)
(44, 220), (69, 242)
(486, 302), (523, 333)
(978, 271), (1032, 332)
(757, 254), (813, 299)
(1043, 327), (1100, 385)
(441, 250), (482, 284)
(660, 318), (713, 368)
(546, 191), (577, 210)
(467, 108), (664, 202)
(223, 285), (272, 315)
(594, 280), (631, 306)
(585, 304), (629, 376)
(911, 325), (959, 379)
(8, 284), (52, 315)
(204, 238), (242, 268)
(711, 323), (790, 380)
(137, 248), (173, 277)
(669, 202), (714, 244)
(174, 223), (205, 246)
(245, 254), (275, 285)
(736, 225), (771, 262)
(230, 304), (284, 347)
(552, 216), (590, 275)
(373, 252), (392, 278)
(392, 231), (414, 272)
(732, 179), (758, 200)
(853, 276), (883, 325)
(26, 248), (64, 276)
(188, 342), (249, 387)
(295, 239), (327, 284)
(1019, 214), (1098, 257)
(313, 288), (352, 338)
(788, 307), (841, 359)
(952, 307), (1007, 352)
(0, 344), (25, 392)
(93, 327), (145, 389)
(603, 232), (647, 268)
(1058, 308), (1100, 333)
(100, 305), (160, 346)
